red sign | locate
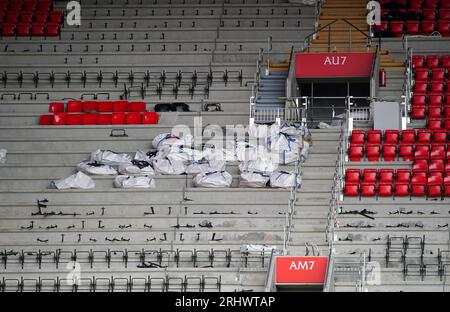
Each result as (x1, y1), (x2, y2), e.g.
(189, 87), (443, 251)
(295, 53), (375, 78)
(275, 256), (328, 285)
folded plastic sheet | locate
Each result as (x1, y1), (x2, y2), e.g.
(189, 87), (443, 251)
(153, 157), (187, 175)
(114, 175), (156, 189)
(194, 171), (232, 188)
(90, 149), (132, 165)
(0, 148), (7, 164)
(270, 171), (302, 189)
(134, 149), (156, 162)
(51, 171), (95, 190)
(239, 172), (270, 188)
(118, 160), (155, 175)
(186, 159), (226, 175)
(77, 160), (118, 175)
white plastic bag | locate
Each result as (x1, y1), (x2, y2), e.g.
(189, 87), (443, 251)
(51, 171), (95, 190)
(118, 160), (155, 175)
(152, 133), (193, 150)
(77, 160), (118, 175)
(268, 134), (301, 153)
(239, 172), (270, 188)
(279, 150), (299, 165)
(90, 149), (132, 165)
(153, 157), (187, 175)
(134, 149), (156, 162)
(238, 158), (278, 174)
(248, 124), (280, 138)
(194, 171), (232, 188)
(300, 140), (311, 162)
(114, 175), (155, 189)
(270, 171), (301, 189)
(186, 159), (226, 175)
(0, 148), (7, 164)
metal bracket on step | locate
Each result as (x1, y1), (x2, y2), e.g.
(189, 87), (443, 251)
(110, 129), (128, 137)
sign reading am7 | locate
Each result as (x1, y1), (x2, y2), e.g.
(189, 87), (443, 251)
(275, 256), (328, 285)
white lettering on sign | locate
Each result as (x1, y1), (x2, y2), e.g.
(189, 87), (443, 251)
(289, 260), (315, 270)
(323, 56), (347, 66)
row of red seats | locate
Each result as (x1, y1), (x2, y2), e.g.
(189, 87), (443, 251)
(413, 55), (450, 69)
(376, 20), (450, 37)
(350, 129), (446, 145)
(412, 106), (450, 119)
(381, 8), (450, 20)
(413, 82), (449, 94)
(0, 0), (52, 13)
(349, 142), (450, 162)
(0, 22), (59, 36)
(39, 112), (160, 126)
(412, 94), (449, 105)
(344, 168), (450, 197)
(414, 68), (450, 82)
(1, 10), (62, 24)
(379, 0), (450, 8)
(49, 101), (148, 113)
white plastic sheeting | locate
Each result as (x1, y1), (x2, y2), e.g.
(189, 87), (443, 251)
(134, 149), (155, 162)
(239, 172), (270, 188)
(270, 171), (302, 189)
(0, 148), (7, 164)
(90, 149), (132, 165)
(153, 157), (187, 175)
(248, 124), (280, 139)
(114, 175), (156, 189)
(186, 159), (226, 175)
(202, 146), (237, 162)
(238, 158), (277, 174)
(77, 160), (118, 175)
(51, 171), (95, 190)
(240, 244), (278, 253)
(194, 171), (232, 188)
(118, 160), (155, 175)
(152, 133), (193, 151)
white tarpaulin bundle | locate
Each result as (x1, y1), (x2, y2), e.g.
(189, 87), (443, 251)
(186, 159), (226, 175)
(235, 142), (271, 162)
(152, 133), (193, 151)
(300, 140), (311, 162)
(240, 244), (278, 253)
(248, 124), (280, 139)
(153, 157), (187, 175)
(90, 149), (132, 165)
(77, 160), (118, 175)
(194, 171), (232, 188)
(270, 171), (302, 189)
(134, 149), (156, 162)
(268, 134), (302, 153)
(51, 171), (95, 190)
(0, 148), (7, 164)
(279, 150), (299, 165)
(114, 175), (155, 189)
(279, 124), (305, 137)
(239, 172), (270, 188)
(118, 160), (155, 175)
(202, 146), (237, 162)
(238, 158), (277, 174)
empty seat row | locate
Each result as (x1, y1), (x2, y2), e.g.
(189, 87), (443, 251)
(411, 105), (450, 119)
(413, 82), (449, 94)
(39, 112), (160, 126)
(350, 129), (446, 145)
(412, 94), (450, 106)
(414, 68), (450, 82)
(376, 20), (450, 37)
(0, 22), (59, 36)
(0, 10), (62, 24)
(413, 55), (450, 69)
(379, 0), (450, 8)
(381, 8), (450, 20)
(0, 0), (53, 13)
(49, 100), (148, 114)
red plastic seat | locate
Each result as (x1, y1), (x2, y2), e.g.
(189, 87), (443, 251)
(1, 23), (15, 36)
(429, 159), (445, 172)
(427, 55), (441, 68)
(415, 69), (429, 82)
(345, 169), (361, 183)
(429, 94), (444, 106)
(433, 130), (447, 142)
(361, 182), (377, 197)
(23, 0), (37, 11)
(67, 100), (83, 113)
(31, 23), (45, 36)
(366, 144), (381, 161)
(444, 176), (450, 196)
(445, 118), (450, 130)
(97, 114), (112, 125)
(412, 56), (426, 68)
(128, 102), (146, 112)
(442, 56), (450, 69)
(438, 21), (450, 36)
(5, 13), (18, 23)
(378, 183), (393, 197)
(411, 105), (427, 119)
(46, 23), (59, 37)
(49, 10), (63, 23)
(367, 130), (382, 144)
(350, 130), (365, 144)
(375, 21), (388, 34)
(126, 112), (142, 124)
(49, 102), (64, 113)
(39, 114), (53, 125)
(397, 168), (412, 183)
(66, 114), (83, 125)
(430, 82), (444, 93)
(412, 95), (427, 107)
(402, 130), (417, 144)
(399, 143), (414, 161)
(390, 21), (404, 37)
(413, 82), (428, 93)
(112, 101), (129, 112)
(406, 21), (420, 35)
(429, 106), (443, 118)
(20, 12), (34, 24)
(431, 143), (446, 153)
(9, 1), (22, 12)
(363, 169), (378, 183)
(410, 0), (423, 8)
(385, 130), (400, 144)
(425, 0), (439, 8)
(142, 112), (159, 124)
(431, 69), (446, 83)
(422, 21), (437, 35)
(411, 175), (427, 197)
(383, 144), (397, 161)
(53, 113), (67, 126)
(395, 182), (410, 196)
(97, 101), (113, 112)
(431, 147), (446, 161)
(414, 148), (430, 160)
(39, 0), (52, 11)
(344, 183), (359, 197)
(349, 144), (364, 161)
(83, 101), (98, 112)
(413, 159), (429, 172)
(379, 168), (395, 184)
(427, 175), (443, 197)
(443, 0), (450, 8)
(428, 118), (443, 130)
(417, 129), (432, 143)
(111, 112), (126, 124)
(82, 114), (98, 125)
(34, 12), (48, 23)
